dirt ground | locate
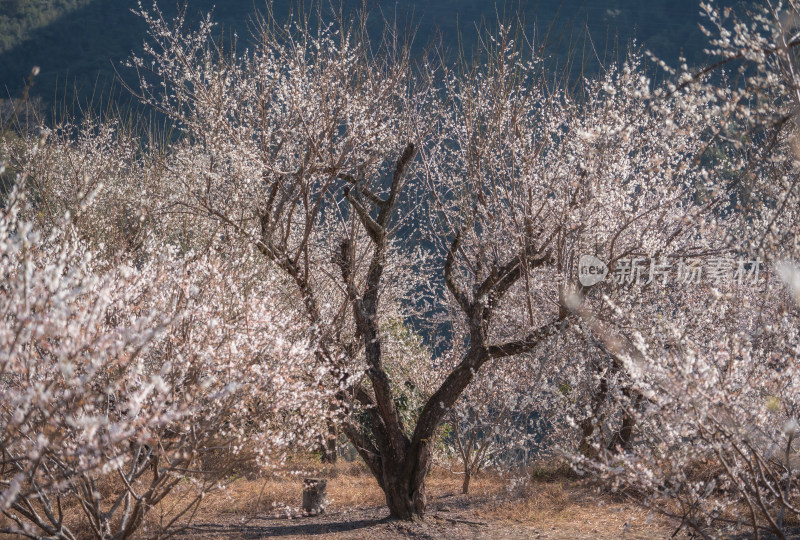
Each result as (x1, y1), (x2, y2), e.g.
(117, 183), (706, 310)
(162, 462), (683, 539)
(174, 498), (675, 539)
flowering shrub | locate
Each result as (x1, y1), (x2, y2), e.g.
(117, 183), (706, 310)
(0, 175), (327, 537)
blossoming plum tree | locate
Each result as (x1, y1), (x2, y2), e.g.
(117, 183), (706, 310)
(121, 0), (734, 517)
(568, 2), (800, 537)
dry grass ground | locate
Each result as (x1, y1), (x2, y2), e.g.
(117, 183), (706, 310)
(147, 459), (683, 540)
(0, 458), (692, 539)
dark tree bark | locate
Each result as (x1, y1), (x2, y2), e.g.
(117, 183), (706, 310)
(607, 387), (643, 453)
(571, 301), (647, 457)
(318, 421), (338, 464)
(578, 363), (609, 459)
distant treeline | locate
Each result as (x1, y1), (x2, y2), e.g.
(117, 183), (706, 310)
(0, 0), (739, 113)
(0, 0), (94, 54)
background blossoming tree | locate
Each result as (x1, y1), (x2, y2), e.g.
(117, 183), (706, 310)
(568, 2), (800, 538)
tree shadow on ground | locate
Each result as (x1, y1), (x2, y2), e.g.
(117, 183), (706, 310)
(175, 507), (392, 538)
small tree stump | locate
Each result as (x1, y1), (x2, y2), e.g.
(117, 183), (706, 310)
(302, 478), (327, 515)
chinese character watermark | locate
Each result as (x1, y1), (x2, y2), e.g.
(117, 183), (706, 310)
(578, 255), (762, 287)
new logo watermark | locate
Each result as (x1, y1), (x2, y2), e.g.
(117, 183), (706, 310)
(578, 255), (761, 287)
(578, 255), (608, 286)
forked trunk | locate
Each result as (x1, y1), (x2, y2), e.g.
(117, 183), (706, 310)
(382, 464), (427, 519)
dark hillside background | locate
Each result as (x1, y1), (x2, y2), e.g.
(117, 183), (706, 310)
(0, 0), (742, 116)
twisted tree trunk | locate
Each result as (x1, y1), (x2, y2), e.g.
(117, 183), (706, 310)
(337, 144), (563, 519)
